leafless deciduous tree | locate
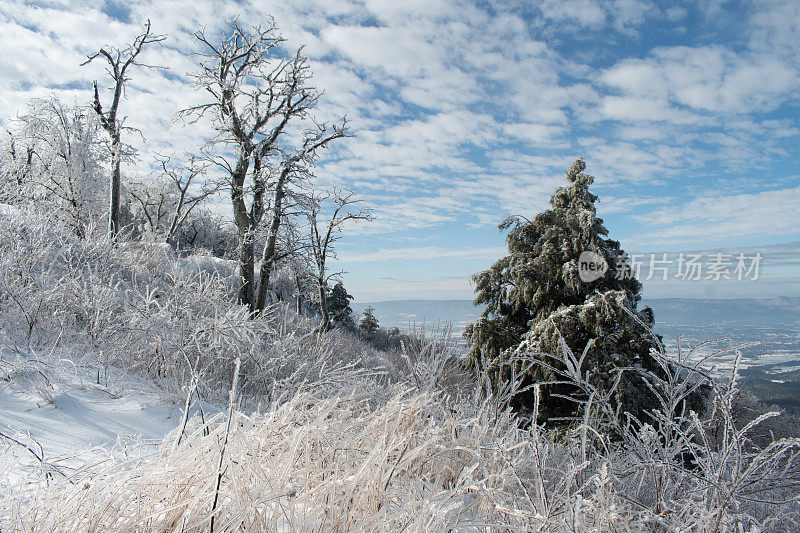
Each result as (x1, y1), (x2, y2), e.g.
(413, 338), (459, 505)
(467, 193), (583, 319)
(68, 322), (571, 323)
(0, 130), (34, 198)
(182, 19), (348, 312)
(1, 97), (105, 236)
(307, 189), (372, 330)
(285, 227), (316, 315)
(82, 19), (165, 239)
(129, 155), (219, 246)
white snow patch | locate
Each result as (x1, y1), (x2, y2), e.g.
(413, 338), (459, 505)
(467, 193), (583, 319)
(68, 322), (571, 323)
(0, 333), (215, 496)
(0, 203), (20, 218)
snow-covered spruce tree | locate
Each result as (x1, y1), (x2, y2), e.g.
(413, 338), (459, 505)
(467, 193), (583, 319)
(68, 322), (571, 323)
(466, 158), (699, 426)
(327, 281), (355, 325)
(360, 306), (380, 334)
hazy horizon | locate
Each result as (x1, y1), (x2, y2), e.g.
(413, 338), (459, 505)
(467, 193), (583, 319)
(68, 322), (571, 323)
(353, 295), (800, 304)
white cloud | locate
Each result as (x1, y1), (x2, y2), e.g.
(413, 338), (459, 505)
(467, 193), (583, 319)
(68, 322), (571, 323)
(322, 25), (436, 79)
(348, 275), (473, 301)
(538, 0), (607, 28)
(601, 45), (799, 116)
(1, 0), (799, 293)
(537, 0), (657, 33)
(338, 246), (506, 263)
(597, 195), (672, 215)
(632, 185), (800, 246)
(502, 122), (566, 146)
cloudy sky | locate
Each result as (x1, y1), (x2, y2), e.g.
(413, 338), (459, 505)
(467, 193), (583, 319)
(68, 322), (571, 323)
(1, 0), (798, 301)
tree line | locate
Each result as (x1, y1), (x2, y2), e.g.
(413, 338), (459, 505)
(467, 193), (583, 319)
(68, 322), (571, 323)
(0, 17), (370, 329)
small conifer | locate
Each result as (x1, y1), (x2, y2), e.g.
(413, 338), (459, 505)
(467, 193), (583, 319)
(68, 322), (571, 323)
(360, 306), (380, 334)
(465, 159), (699, 425)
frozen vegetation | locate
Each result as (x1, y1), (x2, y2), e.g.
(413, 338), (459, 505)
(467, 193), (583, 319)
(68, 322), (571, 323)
(0, 13), (798, 533)
(0, 207), (798, 531)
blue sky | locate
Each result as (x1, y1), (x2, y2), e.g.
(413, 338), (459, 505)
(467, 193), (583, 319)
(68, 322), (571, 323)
(1, 0), (798, 301)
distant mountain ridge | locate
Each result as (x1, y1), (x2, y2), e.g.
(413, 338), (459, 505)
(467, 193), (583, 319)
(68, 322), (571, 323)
(642, 297), (800, 327)
(352, 297), (800, 410)
(351, 299), (479, 334)
(352, 297), (800, 332)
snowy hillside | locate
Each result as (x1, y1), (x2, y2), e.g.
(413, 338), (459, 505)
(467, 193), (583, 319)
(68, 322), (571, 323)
(0, 334), (206, 494)
(0, 210), (798, 531)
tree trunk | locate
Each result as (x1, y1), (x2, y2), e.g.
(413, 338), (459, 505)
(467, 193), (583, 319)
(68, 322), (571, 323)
(165, 186), (187, 247)
(237, 228), (255, 309)
(108, 133), (121, 239)
(254, 168), (289, 313)
(293, 267), (303, 315)
(230, 157), (254, 311)
(296, 283), (303, 314)
(318, 277), (330, 330)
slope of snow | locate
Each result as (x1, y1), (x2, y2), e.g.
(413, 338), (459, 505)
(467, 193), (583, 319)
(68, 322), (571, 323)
(0, 332), (214, 496)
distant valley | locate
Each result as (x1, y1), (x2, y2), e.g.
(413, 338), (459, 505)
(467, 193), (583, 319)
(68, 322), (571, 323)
(354, 297), (800, 412)
(353, 296), (800, 336)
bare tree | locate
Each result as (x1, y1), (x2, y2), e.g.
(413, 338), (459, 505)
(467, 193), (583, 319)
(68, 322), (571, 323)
(129, 155), (219, 246)
(272, 220), (315, 313)
(128, 181), (170, 237)
(82, 19), (165, 239)
(182, 19), (348, 312)
(289, 228), (316, 316)
(290, 257), (315, 315)
(0, 129), (34, 198)
(307, 189), (372, 330)
(1, 97), (105, 236)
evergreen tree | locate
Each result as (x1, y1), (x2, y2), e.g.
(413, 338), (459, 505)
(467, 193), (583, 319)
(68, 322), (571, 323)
(466, 158), (691, 425)
(360, 306), (380, 334)
(327, 281), (354, 324)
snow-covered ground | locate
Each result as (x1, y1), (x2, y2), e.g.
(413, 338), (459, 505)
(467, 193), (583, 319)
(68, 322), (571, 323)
(0, 332), (215, 497)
